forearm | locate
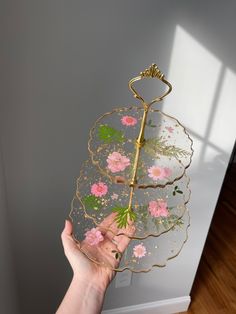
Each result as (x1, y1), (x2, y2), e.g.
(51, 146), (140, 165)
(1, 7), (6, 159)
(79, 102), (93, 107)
(56, 275), (106, 314)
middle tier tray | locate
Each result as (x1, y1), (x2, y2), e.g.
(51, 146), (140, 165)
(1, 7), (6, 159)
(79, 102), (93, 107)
(76, 159), (190, 239)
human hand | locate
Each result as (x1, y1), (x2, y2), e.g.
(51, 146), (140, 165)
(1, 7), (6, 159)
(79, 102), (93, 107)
(61, 213), (135, 294)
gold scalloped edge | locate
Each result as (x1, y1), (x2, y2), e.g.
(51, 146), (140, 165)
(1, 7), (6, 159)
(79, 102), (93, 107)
(87, 106), (194, 189)
(72, 169), (191, 240)
(69, 206), (190, 273)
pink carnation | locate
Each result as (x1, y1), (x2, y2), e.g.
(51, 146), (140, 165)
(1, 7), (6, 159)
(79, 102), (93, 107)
(133, 243), (147, 258)
(148, 166), (172, 180)
(148, 199), (169, 217)
(84, 228), (104, 246)
(121, 115), (137, 126)
(91, 182), (108, 197)
(107, 152), (130, 173)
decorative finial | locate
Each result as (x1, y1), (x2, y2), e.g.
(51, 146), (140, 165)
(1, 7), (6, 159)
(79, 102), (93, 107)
(140, 63), (164, 79)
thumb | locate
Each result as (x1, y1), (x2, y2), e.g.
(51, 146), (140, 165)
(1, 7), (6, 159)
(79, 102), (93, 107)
(61, 219), (78, 253)
(63, 219), (73, 235)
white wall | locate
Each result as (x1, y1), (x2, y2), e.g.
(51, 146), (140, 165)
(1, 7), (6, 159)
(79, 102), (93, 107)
(1, 1), (236, 313)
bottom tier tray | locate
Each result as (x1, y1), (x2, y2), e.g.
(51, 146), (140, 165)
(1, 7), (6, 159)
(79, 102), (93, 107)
(70, 196), (190, 272)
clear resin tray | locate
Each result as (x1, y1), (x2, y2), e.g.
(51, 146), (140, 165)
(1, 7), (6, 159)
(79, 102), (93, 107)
(70, 195), (190, 272)
(76, 159), (191, 239)
(88, 107), (193, 188)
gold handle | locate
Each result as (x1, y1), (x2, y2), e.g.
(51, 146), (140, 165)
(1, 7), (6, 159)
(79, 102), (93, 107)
(126, 64), (172, 217)
(128, 64), (172, 106)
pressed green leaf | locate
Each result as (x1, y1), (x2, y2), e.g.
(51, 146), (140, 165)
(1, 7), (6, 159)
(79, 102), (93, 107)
(175, 218), (184, 226)
(146, 119), (157, 128)
(161, 218), (169, 229)
(81, 195), (102, 211)
(171, 218), (184, 229)
(98, 124), (125, 143)
(168, 214), (178, 222)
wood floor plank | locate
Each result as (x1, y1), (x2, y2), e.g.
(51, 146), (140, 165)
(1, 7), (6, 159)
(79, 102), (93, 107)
(185, 164), (236, 314)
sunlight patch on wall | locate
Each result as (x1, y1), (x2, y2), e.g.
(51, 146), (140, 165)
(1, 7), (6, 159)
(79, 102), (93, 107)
(164, 25), (222, 134)
(163, 25), (228, 165)
(207, 68), (236, 152)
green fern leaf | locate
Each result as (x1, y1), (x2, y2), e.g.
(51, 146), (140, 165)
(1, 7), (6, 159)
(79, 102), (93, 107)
(144, 136), (190, 158)
(111, 206), (136, 228)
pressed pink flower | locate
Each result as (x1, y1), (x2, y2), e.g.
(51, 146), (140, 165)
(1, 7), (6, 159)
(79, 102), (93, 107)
(148, 199), (169, 217)
(84, 228), (104, 246)
(133, 243), (147, 258)
(107, 152), (130, 173)
(148, 166), (166, 180)
(111, 193), (119, 200)
(121, 115), (137, 126)
(163, 167), (172, 177)
(91, 182), (108, 197)
(165, 126), (174, 133)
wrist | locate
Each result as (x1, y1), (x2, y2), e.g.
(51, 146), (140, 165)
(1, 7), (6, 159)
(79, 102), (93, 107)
(56, 274), (106, 314)
(69, 274), (106, 314)
(72, 273), (107, 296)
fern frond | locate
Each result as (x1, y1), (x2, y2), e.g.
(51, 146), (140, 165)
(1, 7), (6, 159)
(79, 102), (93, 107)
(112, 206), (136, 228)
(144, 136), (190, 158)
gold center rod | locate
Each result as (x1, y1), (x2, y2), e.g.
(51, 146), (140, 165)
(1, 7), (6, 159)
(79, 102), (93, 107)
(128, 104), (149, 210)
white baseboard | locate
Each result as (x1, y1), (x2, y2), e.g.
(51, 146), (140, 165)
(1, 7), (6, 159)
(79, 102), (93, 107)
(102, 296), (191, 314)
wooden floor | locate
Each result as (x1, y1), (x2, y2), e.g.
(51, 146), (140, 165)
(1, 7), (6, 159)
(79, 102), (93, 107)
(182, 164), (236, 314)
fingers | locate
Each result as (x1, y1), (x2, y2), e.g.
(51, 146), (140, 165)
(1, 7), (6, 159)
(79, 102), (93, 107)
(108, 218), (136, 239)
(97, 212), (136, 237)
(114, 223), (136, 253)
(98, 212), (117, 229)
(114, 235), (131, 253)
(106, 221), (136, 260)
(92, 213), (136, 264)
(97, 212), (118, 237)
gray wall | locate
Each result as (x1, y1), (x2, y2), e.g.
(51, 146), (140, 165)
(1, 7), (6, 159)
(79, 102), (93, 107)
(0, 148), (19, 314)
(1, 1), (236, 313)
